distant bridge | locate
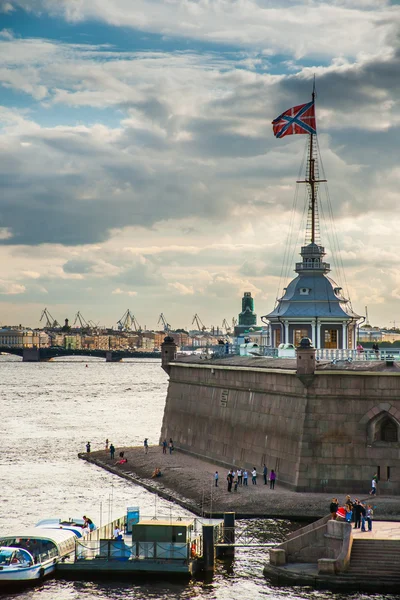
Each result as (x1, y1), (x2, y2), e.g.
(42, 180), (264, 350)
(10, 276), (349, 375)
(0, 346), (161, 362)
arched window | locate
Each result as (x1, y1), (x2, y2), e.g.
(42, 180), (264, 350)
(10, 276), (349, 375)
(380, 417), (398, 442)
(367, 411), (400, 446)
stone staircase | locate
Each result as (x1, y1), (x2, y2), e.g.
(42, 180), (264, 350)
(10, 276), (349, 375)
(347, 539), (400, 581)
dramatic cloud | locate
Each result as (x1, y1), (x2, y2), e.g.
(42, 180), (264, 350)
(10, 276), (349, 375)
(0, 2), (399, 327)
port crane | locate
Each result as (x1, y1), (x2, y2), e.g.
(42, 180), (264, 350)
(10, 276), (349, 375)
(158, 313), (171, 333)
(40, 308), (60, 329)
(117, 310), (141, 332)
(221, 318), (231, 333)
(192, 314), (207, 332)
(73, 311), (90, 329)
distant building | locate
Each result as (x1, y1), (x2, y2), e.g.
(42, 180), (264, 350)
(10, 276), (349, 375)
(82, 335), (110, 350)
(0, 328), (49, 348)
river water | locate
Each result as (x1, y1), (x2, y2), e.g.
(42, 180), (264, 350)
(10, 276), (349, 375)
(0, 356), (382, 599)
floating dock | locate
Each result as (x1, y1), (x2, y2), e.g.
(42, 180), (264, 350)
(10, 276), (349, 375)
(57, 510), (233, 579)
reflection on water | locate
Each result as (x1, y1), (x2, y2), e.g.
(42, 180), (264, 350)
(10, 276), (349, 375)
(0, 357), (386, 599)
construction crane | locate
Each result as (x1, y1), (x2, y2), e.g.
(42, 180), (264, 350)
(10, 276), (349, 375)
(40, 308), (60, 329)
(192, 314), (206, 332)
(221, 318), (231, 333)
(158, 313), (171, 333)
(73, 311), (90, 329)
(117, 310), (141, 332)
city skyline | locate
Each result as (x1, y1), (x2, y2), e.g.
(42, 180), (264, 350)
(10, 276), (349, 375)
(1, 1), (400, 328)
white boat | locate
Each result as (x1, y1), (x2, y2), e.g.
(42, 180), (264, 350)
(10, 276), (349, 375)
(0, 524), (78, 584)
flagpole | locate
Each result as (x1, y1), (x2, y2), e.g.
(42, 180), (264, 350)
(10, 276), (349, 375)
(310, 83), (316, 245)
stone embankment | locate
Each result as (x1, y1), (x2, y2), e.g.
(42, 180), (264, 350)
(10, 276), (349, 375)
(79, 446), (400, 521)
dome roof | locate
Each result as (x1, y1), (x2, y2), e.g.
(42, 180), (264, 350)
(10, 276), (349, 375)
(264, 271), (361, 319)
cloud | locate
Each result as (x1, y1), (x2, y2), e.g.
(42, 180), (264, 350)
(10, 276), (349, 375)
(0, 4), (400, 328)
(112, 288), (137, 297)
(168, 282), (195, 295)
(0, 2), (14, 13)
(10, 0), (398, 59)
(0, 280), (26, 294)
(63, 259), (95, 274)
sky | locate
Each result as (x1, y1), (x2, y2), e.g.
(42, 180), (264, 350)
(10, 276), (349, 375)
(1, 0), (400, 331)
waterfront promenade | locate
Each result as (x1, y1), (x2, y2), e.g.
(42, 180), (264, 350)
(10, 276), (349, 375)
(81, 446), (400, 520)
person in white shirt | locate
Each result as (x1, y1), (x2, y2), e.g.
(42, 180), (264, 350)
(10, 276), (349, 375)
(243, 470), (248, 486)
(214, 471), (219, 487)
(252, 467), (257, 485)
(237, 469), (242, 486)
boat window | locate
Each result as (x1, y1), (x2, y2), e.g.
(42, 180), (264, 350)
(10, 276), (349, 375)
(0, 548), (14, 565)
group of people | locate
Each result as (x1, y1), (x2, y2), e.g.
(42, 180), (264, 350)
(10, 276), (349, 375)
(220, 465), (277, 492)
(330, 497), (374, 532)
(161, 438), (174, 454)
(356, 343), (380, 357)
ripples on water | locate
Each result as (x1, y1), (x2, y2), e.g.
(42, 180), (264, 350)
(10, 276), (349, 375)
(0, 357), (381, 599)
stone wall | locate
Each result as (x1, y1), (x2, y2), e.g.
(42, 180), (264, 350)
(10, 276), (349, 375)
(297, 371), (400, 493)
(160, 363), (307, 489)
(270, 518), (352, 574)
(160, 360), (400, 493)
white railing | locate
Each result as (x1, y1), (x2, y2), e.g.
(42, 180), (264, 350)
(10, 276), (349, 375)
(316, 349), (400, 362)
(204, 345), (400, 362)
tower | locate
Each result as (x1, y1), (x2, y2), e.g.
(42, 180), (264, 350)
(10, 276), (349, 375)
(238, 292), (257, 327)
(262, 93), (361, 349)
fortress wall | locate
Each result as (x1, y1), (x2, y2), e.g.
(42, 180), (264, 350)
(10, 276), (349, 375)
(297, 372), (400, 493)
(161, 360), (400, 493)
(160, 363), (308, 489)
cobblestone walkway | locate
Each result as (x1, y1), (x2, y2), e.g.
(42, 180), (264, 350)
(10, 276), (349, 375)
(84, 446), (400, 520)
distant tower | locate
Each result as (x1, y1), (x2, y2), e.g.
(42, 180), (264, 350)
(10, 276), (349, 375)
(238, 292), (257, 327)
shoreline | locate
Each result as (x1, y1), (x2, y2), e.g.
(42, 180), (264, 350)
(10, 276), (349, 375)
(79, 446), (400, 521)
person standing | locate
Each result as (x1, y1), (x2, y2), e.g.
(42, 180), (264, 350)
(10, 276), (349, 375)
(243, 469), (248, 486)
(263, 464), (268, 485)
(227, 470), (233, 492)
(86, 441), (91, 453)
(144, 438), (149, 454)
(269, 469), (276, 489)
(330, 498), (339, 520)
(215, 471), (219, 487)
(162, 439), (167, 454)
(366, 505), (374, 531)
(252, 467), (257, 485)
(369, 475), (377, 495)
(168, 438), (174, 454)
(353, 500), (362, 529)
(105, 438), (109, 450)
(360, 503), (367, 531)
(110, 443), (115, 459)
(237, 468), (243, 486)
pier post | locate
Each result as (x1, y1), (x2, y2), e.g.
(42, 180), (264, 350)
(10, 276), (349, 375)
(222, 512), (235, 557)
(105, 352), (122, 362)
(202, 524), (215, 571)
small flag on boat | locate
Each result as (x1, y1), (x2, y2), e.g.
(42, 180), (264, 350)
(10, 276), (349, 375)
(272, 100), (316, 138)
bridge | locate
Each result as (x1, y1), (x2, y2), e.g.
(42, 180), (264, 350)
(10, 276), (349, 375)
(0, 346), (161, 362)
